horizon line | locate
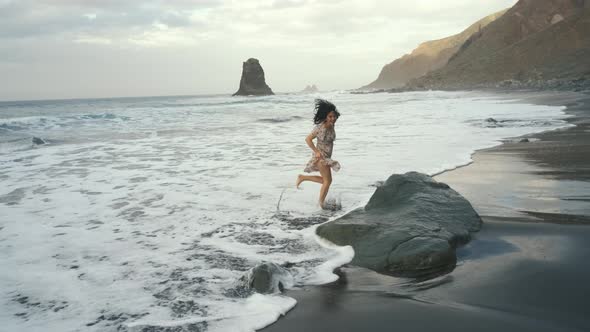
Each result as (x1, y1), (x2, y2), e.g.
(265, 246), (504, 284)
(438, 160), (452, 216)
(0, 89), (356, 104)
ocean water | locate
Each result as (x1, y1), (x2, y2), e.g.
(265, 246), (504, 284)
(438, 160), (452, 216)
(0, 91), (571, 331)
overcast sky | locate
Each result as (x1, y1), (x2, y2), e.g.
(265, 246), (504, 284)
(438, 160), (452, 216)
(0, 0), (517, 101)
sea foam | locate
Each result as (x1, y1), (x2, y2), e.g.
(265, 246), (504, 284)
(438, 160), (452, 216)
(0, 91), (571, 331)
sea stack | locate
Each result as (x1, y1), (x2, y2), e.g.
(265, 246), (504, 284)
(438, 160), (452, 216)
(300, 84), (319, 93)
(233, 58), (274, 96)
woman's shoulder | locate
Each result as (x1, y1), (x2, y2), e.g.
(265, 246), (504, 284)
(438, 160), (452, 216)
(312, 122), (325, 130)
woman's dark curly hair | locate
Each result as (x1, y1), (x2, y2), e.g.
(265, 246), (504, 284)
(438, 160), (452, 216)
(313, 99), (340, 124)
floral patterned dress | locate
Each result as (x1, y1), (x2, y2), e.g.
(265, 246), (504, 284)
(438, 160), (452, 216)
(304, 122), (341, 173)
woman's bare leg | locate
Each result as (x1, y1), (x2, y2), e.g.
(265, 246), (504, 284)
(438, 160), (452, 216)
(296, 174), (323, 188)
(317, 163), (332, 208)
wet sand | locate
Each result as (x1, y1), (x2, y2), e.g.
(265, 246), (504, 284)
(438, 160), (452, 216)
(263, 91), (590, 332)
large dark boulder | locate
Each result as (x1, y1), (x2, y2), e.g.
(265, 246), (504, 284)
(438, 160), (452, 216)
(316, 172), (482, 278)
(233, 58), (274, 96)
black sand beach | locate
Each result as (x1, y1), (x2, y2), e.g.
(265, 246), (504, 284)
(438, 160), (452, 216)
(263, 91), (590, 332)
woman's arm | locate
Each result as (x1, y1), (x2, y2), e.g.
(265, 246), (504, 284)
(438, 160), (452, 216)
(306, 131), (322, 159)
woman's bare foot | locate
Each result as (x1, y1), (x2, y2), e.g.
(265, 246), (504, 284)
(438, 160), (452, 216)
(296, 175), (304, 189)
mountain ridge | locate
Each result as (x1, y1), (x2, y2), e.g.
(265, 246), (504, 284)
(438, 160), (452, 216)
(361, 9), (507, 90)
(407, 0), (590, 90)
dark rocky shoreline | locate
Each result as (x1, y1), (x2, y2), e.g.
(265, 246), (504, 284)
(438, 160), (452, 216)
(353, 78), (590, 95)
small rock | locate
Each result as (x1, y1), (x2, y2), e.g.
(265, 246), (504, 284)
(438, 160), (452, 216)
(32, 137), (46, 145)
(240, 262), (293, 294)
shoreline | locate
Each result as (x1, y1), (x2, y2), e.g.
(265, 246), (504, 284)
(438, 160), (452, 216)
(262, 89), (590, 332)
(435, 90), (590, 222)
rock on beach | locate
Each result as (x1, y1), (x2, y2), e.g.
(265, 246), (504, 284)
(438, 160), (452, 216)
(317, 172), (482, 277)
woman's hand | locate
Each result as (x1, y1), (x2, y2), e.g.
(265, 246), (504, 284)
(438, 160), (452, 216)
(306, 132), (322, 159)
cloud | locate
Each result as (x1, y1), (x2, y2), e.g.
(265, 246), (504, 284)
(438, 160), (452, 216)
(270, 0), (309, 9)
(73, 35), (112, 45)
(0, 0), (518, 100)
(0, 0), (516, 48)
(0, 0), (220, 40)
(2, 1), (512, 49)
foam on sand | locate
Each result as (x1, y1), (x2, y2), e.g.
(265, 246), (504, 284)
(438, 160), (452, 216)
(0, 91), (571, 331)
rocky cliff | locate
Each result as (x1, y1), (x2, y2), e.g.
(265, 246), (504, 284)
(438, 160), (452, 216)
(361, 9), (507, 90)
(233, 58), (274, 96)
(407, 0), (590, 90)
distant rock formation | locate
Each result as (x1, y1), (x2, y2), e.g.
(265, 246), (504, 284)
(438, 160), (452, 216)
(316, 172), (482, 278)
(407, 0), (590, 90)
(361, 9), (506, 90)
(233, 58), (274, 96)
(300, 84), (319, 93)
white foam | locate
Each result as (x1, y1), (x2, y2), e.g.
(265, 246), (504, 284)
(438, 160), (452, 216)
(0, 91), (572, 331)
(126, 294), (296, 332)
(303, 229), (355, 285)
